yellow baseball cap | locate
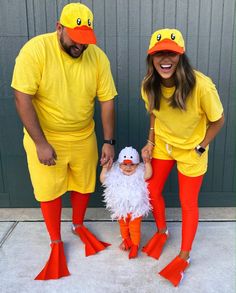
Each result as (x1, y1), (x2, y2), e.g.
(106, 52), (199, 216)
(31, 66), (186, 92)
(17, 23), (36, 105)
(148, 28), (185, 55)
(60, 3), (96, 44)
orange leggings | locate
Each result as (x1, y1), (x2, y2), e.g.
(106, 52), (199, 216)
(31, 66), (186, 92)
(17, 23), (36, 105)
(40, 191), (90, 242)
(118, 214), (142, 246)
(147, 159), (203, 251)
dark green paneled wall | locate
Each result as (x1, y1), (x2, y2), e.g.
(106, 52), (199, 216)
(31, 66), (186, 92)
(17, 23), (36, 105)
(0, 0), (235, 207)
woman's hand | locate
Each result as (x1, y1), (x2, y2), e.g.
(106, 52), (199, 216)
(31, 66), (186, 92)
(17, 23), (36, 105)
(141, 143), (154, 163)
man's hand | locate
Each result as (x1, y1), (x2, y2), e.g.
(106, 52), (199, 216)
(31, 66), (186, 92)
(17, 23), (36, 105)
(100, 144), (114, 168)
(36, 141), (57, 166)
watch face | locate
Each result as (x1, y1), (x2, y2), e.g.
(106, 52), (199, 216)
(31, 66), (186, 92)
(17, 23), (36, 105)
(196, 146), (205, 153)
(104, 139), (116, 145)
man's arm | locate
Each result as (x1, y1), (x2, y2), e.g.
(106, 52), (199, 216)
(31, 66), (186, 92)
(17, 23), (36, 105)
(14, 90), (57, 166)
(99, 99), (115, 168)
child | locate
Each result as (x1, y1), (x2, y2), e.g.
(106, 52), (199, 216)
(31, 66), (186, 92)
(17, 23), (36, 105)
(100, 146), (152, 259)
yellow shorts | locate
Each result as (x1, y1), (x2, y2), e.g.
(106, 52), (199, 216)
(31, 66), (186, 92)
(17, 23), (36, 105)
(23, 132), (98, 202)
(152, 137), (208, 177)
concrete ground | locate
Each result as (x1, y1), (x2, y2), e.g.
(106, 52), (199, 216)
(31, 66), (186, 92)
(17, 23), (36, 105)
(0, 208), (235, 293)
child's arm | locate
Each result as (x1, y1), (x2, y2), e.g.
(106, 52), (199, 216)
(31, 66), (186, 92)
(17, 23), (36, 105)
(144, 161), (152, 180)
(100, 163), (110, 184)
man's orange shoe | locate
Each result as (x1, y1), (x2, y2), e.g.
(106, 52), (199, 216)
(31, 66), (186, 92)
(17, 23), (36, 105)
(35, 241), (70, 280)
(72, 225), (111, 256)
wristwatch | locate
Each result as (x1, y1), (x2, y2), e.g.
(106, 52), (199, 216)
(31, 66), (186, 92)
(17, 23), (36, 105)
(103, 139), (116, 145)
(195, 145), (206, 155)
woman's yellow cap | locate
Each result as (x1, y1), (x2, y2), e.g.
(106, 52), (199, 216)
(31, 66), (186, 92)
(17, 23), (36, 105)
(148, 28), (185, 55)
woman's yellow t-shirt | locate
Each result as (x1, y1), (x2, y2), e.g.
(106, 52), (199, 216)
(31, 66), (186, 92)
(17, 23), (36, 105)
(142, 70), (224, 150)
(11, 32), (117, 140)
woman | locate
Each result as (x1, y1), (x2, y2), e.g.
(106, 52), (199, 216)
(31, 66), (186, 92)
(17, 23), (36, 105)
(141, 28), (224, 287)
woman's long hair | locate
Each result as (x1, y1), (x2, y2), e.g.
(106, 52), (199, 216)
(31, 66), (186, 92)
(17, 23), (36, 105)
(142, 54), (196, 112)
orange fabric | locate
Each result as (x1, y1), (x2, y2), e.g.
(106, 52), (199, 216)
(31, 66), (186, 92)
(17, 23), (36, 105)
(73, 225), (111, 256)
(40, 197), (62, 241)
(178, 171), (203, 251)
(70, 191), (90, 225)
(142, 232), (168, 259)
(118, 215), (142, 246)
(159, 256), (189, 287)
(147, 159), (175, 230)
(147, 158), (203, 252)
(35, 242), (70, 280)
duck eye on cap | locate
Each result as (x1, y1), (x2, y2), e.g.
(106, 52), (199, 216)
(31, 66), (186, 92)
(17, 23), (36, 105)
(88, 19), (91, 26)
(171, 33), (175, 40)
(77, 18), (81, 25)
(157, 34), (161, 41)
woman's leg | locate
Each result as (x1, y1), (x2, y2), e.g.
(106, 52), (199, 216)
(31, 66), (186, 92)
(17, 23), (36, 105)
(178, 171), (204, 259)
(148, 159), (175, 231)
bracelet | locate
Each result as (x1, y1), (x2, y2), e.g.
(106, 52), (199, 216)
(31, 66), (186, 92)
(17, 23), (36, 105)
(147, 139), (155, 146)
(149, 127), (154, 131)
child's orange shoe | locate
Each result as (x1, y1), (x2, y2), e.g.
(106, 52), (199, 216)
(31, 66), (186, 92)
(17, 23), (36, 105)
(35, 241), (70, 280)
(159, 256), (190, 287)
(129, 245), (139, 259)
(72, 225), (111, 256)
(142, 230), (168, 259)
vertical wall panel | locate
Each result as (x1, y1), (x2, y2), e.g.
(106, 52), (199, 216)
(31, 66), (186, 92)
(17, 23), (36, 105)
(0, 0), (235, 207)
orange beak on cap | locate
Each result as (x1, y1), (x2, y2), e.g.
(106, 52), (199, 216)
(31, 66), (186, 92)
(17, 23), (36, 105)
(66, 26), (96, 44)
(123, 159), (133, 165)
(148, 39), (184, 55)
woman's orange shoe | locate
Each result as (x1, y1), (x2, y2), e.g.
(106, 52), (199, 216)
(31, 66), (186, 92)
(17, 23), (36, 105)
(159, 256), (190, 287)
(35, 241), (70, 280)
(72, 225), (111, 256)
(142, 230), (168, 259)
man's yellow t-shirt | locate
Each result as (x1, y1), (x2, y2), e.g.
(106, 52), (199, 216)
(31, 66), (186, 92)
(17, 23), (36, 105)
(142, 70), (224, 151)
(11, 32), (117, 140)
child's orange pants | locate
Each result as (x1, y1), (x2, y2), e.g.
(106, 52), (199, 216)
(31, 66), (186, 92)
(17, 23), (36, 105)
(118, 214), (142, 246)
(147, 159), (203, 251)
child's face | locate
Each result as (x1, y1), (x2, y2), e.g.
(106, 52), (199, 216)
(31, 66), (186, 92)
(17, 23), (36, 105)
(119, 163), (138, 176)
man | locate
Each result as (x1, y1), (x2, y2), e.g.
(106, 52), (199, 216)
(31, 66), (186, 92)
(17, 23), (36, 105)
(11, 3), (117, 280)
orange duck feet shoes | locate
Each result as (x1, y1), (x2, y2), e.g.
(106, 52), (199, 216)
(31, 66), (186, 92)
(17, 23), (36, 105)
(129, 245), (139, 259)
(35, 241), (70, 280)
(142, 230), (169, 259)
(72, 224), (111, 256)
(159, 256), (190, 287)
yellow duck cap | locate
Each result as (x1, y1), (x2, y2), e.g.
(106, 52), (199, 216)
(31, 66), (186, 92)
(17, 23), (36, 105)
(148, 28), (185, 55)
(60, 3), (96, 44)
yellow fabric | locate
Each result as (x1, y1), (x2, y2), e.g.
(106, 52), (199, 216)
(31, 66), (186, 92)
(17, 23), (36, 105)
(23, 132), (98, 201)
(11, 32), (117, 141)
(153, 136), (208, 176)
(142, 70), (224, 149)
(60, 3), (94, 29)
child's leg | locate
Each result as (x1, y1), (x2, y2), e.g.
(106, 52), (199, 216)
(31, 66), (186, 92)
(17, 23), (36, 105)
(118, 216), (132, 250)
(178, 171), (204, 258)
(128, 216), (142, 259)
(35, 196), (70, 280)
(70, 191), (110, 256)
(129, 216), (142, 246)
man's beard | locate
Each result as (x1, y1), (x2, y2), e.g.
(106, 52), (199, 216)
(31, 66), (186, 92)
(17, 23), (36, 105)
(60, 34), (87, 58)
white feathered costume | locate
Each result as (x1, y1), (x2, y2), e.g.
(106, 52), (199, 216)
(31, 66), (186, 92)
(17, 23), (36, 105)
(102, 147), (151, 220)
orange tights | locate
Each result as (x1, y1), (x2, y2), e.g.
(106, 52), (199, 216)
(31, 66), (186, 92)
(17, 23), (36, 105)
(40, 191), (90, 242)
(118, 214), (142, 246)
(147, 159), (203, 251)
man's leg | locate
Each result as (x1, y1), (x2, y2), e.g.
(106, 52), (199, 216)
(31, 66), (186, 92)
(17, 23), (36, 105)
(70, 191), (110, 256)
(35, 196), (70, 280)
